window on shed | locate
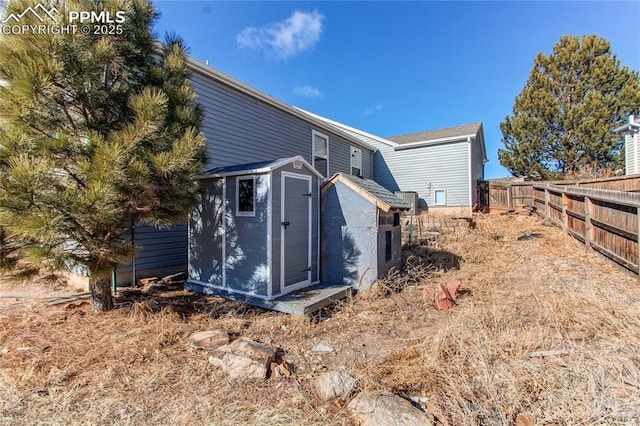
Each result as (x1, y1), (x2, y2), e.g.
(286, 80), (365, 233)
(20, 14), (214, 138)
(385, 231), (392, 261)
(312, 131), (329, 178)
(236, 176), (255, 216)
(434, 189), (446, 206)
(393, 213), (400, 227)
(350, 146), (362, 176)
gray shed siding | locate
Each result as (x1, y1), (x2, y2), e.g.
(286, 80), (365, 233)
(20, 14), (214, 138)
(321, 182), (403, 291)
(372, 141), (470, 208)
(190, 71), (373, 178)
(224, 175), (270, 296)
(188, 178), (225, 287)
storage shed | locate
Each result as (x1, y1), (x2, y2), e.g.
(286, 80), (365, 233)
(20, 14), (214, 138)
(321, 173), (410, 291)
(186, 156), (322, 300)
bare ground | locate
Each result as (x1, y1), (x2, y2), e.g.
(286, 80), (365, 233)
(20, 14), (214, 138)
(1, 213), (640, 425)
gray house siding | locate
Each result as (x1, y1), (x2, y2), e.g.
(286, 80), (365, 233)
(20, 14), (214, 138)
(372, 141), (470, 208)
(190, 71), (373, 178)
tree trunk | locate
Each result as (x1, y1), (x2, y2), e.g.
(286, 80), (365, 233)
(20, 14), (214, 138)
(90, 268), (114, 311)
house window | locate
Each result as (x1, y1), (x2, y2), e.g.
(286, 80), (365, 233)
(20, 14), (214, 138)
(385, 230), (392, 261)
(393, 213), (400, 227)
(434, 189), (446, 206)
(236, 176), (255, 216)
(350, 146), (362, 176)
(312, 130), (329, 177)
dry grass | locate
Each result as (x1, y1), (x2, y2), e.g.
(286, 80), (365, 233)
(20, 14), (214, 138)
(2, 213), (640, 425)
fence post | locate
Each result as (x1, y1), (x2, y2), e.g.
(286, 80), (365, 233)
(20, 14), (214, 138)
(584, 196), (592, 253)
(544, 186), (550, 220)
(561, 192), (568, 232)
(507, 185), (512, 209)
(637, 206), (640, 282)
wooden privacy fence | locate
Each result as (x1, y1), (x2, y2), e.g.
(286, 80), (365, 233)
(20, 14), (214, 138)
(532, 183), (640, 279)
(480, 174), (640, 211)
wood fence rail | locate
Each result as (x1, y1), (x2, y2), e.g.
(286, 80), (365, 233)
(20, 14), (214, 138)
(481, 174), (640, 211)
(532, 183), (640, 279)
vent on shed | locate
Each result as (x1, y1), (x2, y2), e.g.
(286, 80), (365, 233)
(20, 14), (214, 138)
(394, 191), (419, 215)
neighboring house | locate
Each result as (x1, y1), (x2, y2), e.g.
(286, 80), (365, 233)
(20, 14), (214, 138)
(298, 110), (487, 217)
(614, 114), (640, 176)
(321, 173), (410, 290)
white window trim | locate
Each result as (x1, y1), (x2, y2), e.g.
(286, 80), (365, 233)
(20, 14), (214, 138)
(235, 175), (256, 217)
(312, 130), (329, 178)
(434, 189), (447, 206)
(350, 145), (362, 176)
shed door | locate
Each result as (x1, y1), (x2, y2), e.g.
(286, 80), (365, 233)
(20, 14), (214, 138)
(281, 172), (311, 290)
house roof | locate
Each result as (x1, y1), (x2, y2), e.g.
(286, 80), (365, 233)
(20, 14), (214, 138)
(322, 172), (411, 212)
(387, 122), (483, 145)
(187, 57), (377, 153)
(198, 156), (323, 179)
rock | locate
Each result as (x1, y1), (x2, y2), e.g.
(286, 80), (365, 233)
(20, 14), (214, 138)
(516, 413), (535, 426)
(208, 337), (274, 379)
(434, 279), (461, 311)
(348, 394), (432, 426)
(312, 344), (334, 353)
(314, 370), (355, 403)
(189, 330), (229, 350)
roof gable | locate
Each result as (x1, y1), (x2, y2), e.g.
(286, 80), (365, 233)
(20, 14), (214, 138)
(321, 173), (410, 212)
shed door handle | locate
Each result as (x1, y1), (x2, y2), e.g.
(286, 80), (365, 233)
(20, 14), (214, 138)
(281, 221), (290, 229)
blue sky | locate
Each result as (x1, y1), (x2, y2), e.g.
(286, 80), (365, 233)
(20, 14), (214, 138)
(152, 1), (640, 179)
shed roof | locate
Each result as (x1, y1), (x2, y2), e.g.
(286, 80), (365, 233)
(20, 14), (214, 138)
(387, 122), (483, 144)
(198, 156), (323, 179)
(322, 173), (411, 212)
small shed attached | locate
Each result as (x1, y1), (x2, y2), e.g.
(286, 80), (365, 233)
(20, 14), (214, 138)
(186, 156), (322, 300)
(321, 173), (410, 291)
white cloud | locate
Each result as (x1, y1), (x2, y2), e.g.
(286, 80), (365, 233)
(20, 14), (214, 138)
(237, 10), (324, 59)
(364, 102), (384, 116)
(293, 85), (323, 98)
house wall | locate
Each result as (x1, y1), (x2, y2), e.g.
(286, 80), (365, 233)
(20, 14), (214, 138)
(626, 132), (640, 176)
(116, 223), (187, 285)
(372, 141), (470, 210)
(190, 70), (373, 179)
(321, 182), (382, 291)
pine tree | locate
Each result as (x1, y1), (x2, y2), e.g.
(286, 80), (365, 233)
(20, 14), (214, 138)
(499, 35), (640, 180)
(0, 0), (206, 310)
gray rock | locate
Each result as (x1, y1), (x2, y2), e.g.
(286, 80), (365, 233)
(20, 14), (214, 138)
(348, 394), (432, 426)
(208, 337), (274, 379)
(314, 370), (355, 403)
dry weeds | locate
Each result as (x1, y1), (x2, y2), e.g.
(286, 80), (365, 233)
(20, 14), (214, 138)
(1, 213), (640, 425)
